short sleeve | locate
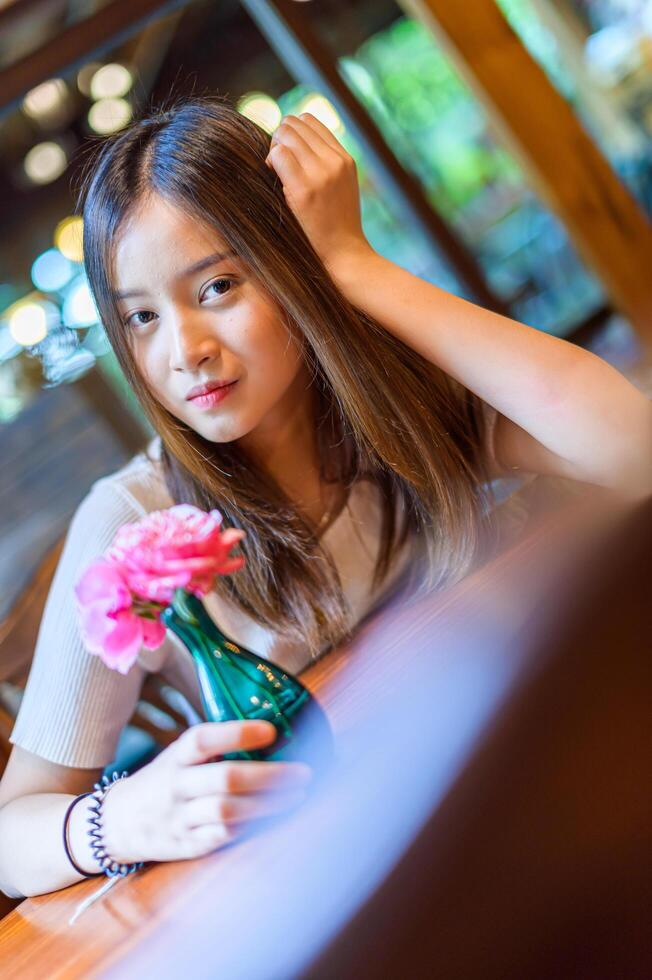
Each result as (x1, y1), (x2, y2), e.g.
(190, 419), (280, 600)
(9, 479), (148, 769)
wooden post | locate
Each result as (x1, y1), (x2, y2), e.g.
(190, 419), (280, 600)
(529, 0), (645, 158)
(398, 0), (652, 351)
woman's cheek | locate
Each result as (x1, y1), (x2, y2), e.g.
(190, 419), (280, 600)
(138, 356), (176, 416)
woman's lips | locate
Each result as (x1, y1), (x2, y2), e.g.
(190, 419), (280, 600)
(189, 380), (238, 409)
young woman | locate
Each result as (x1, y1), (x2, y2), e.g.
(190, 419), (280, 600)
(0, 96), (649, 899)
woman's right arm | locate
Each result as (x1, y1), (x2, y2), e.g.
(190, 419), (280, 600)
(0, 480), (311, 899)
(0, 746), (103, 897)
(0, 721), (312, 898)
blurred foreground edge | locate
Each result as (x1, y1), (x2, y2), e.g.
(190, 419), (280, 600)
(304, 493), (652, 980)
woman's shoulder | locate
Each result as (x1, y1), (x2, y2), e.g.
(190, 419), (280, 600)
(58, 436), (169, 577)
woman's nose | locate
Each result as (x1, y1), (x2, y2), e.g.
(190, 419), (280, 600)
(169, 314), (220, 373)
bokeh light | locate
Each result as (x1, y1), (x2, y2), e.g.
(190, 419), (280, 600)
(8, 301), (49, 346)
(238, 92), (282, 134)
(296, 94), (344, 133)
(62, 276), (99, 327)
(23, 142), (67, 184)
(77, 62), (103, 96)
(54, 217), (84, 263)
(89, 64), (133, 100)
(31, 249), (74, 293)
(22, 79), (67, 120)
(88, 97), (132, 134)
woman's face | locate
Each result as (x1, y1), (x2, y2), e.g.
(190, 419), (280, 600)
(113, 193), (311, 451)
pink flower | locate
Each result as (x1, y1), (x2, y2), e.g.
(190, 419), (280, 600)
(74, 560), (166, 675)
(75, 504), (246, 674)
(106, 504), (246, 604)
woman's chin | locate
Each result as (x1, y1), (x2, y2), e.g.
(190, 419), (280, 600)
(188, 414), (252, 445)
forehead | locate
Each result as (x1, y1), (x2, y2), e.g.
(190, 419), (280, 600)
(113, 194), (229, 282)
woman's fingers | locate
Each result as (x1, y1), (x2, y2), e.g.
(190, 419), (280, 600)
(265, 139), (305, 183)
(269, 114), (345, 174)
(172, 720), (277, 767)
(270, 118), (322, 166)
(182, 788), (308, 829)
(294, 112), (350, 160)
(267, 127), (330, 198)
(175, 759), (313, 801)
(265, 111), (367, 269)
(177, 822), (239, 860)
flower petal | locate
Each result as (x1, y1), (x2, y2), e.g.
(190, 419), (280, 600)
(75, 560), (131, 610)
(141, 616), (167, 650)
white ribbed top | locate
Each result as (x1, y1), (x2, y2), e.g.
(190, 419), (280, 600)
(9, 435), (430, 769)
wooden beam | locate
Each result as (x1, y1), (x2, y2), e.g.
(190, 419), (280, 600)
(527, 0), (644, 157)
(398, 0), (652, 352)
(0, 0), (192, 117)
(0, 0), (57, 36)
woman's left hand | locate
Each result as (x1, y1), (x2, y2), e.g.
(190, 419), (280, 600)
(265, 112), (373, 274)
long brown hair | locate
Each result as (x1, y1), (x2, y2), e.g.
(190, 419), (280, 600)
(76, 93), (498, 657)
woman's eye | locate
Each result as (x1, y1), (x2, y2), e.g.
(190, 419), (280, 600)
(125, 310), (157, 329)
(202, 277), (235, 301)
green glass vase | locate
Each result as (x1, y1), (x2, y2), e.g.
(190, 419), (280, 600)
(160, 588), (334, 771)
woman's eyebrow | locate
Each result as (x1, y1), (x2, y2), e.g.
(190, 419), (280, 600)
(183, 249), (238, 277)
(112, 250), (238, 301)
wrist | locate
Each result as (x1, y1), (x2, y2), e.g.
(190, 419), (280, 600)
(98, 776), (142, 865)
(324, 238), (376, 294)
(68, 795), (104, 875)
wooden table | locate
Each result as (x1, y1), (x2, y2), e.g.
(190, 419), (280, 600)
(0, 489), (623, 978)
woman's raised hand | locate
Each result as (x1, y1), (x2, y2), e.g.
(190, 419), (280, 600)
(99, 720), (313, 864)
(265, 112), (372, 274)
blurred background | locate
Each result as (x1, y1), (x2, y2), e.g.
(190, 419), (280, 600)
(0, 0), (651, 618)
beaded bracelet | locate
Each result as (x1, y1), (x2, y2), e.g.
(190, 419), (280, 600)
(62, 792), (103, 878)
(87, 771), (144, 878)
